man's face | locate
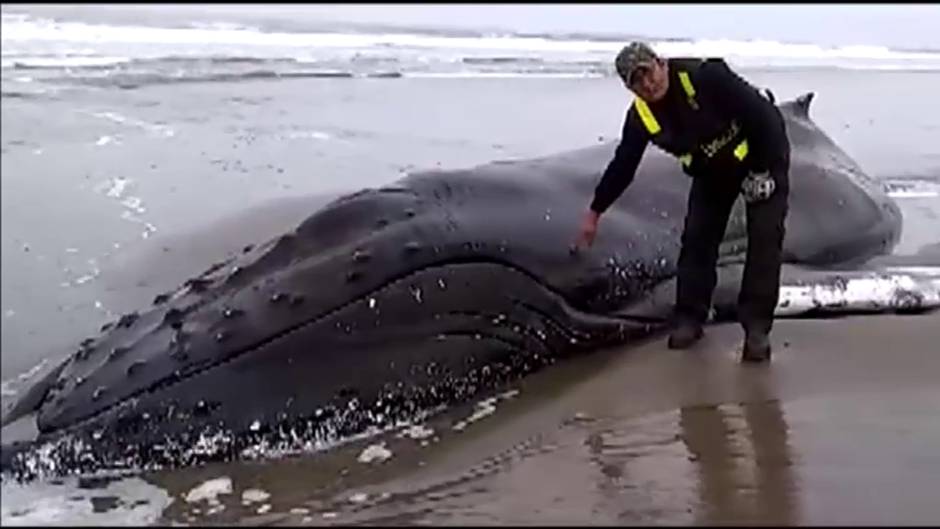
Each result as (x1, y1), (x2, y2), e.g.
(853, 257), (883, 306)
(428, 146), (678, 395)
(627, 59), (669, 102)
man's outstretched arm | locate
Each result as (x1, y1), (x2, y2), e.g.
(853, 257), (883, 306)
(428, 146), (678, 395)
(590, 106), (650, 215)
(577, 106), (649, 249)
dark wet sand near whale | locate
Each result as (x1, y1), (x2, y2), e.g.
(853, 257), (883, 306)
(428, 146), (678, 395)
(135, 312), (940, 526)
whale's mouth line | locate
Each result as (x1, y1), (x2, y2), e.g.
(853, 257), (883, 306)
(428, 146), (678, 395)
(43, 254), (638, 436)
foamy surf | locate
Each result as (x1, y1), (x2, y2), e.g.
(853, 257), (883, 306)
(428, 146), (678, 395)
(3, 10), (940, 93)
(4, 12), (938, 63)
(5, 56), (131, 69)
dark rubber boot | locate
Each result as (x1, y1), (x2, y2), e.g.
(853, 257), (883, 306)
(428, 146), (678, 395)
(742, 331), (772, 363)
(667, 321), (704, 350)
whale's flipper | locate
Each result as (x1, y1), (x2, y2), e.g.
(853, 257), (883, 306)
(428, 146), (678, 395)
(710, 263), (940, 320)
(612, 260), (940, 326)
(773, 266), (940, 317)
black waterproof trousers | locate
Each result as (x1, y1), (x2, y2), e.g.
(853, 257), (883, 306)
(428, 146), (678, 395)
(673, 154), (790, 336)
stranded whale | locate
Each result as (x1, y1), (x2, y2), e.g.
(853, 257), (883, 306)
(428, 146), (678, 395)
(2, 92), (937, 481)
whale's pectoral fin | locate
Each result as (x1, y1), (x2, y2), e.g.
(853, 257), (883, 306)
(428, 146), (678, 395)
(711, 263), (940, 321)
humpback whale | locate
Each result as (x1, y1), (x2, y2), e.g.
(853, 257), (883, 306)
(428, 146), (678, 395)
(2, 92), (938, 481)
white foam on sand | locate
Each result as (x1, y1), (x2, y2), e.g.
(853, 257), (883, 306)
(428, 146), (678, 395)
(120, 196), (146, 214)
(241, 488), (271, 505)
(0, 475), (173, 526)
(94, 176), (130, 199)
(452, 389), (520, 432)
(119, 209), (157, 239)
(399, 423), (434, 440)
(87, 111), (175, 138)
(91, 177), (157, 237)
(94, 135), (121, 147)
(284, 130), (332, 141)
(184, 476), (232, 505)
(349, 492), (369, 504)
(357, 442), (393, 464)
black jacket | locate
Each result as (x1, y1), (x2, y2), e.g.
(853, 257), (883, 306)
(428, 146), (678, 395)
(590, 58), (789, 215)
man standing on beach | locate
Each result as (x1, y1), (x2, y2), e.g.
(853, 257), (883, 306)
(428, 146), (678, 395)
(575, 42), (790, 363)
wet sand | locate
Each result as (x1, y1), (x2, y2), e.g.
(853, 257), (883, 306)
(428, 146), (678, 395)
(125, 312), (940, 526)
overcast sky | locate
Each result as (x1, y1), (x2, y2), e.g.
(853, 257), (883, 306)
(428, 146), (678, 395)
(11, 4), (940, 50)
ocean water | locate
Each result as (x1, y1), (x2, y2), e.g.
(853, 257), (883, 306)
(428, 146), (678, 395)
(3, 6), (940, 96)
(2, 6), (940, 525)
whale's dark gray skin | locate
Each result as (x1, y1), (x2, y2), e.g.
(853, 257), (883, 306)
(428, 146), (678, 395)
(1, 92), (929, 481)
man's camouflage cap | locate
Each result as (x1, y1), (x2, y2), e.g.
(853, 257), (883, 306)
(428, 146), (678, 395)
(615, 41), (659, 82)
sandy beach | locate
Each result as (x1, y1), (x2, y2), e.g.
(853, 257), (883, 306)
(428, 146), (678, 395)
(115, 312), (939, 526)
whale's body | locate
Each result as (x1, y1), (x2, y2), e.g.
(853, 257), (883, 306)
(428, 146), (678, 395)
(2, 93), (937, 480)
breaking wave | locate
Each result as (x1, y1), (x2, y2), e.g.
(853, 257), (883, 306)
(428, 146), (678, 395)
(3, 10), (940, 91)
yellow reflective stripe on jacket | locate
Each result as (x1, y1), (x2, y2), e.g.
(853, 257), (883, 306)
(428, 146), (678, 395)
(678, 71), (696, 100)
(733, 140), (749, 161)
(634, 99), (661, 135)
(635, 70), (693, 136)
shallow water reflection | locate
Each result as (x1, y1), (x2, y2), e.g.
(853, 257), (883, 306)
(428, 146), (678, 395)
(259, 387), (936, 526)
(678, 398), (798, 525)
